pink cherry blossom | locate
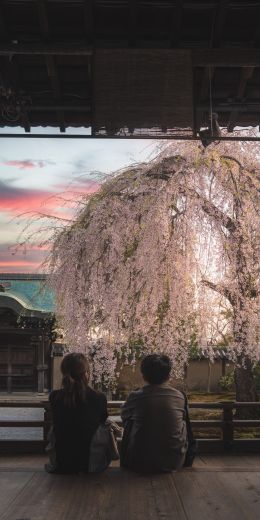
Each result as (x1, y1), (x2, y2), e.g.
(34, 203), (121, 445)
(48, 135), (260, 388)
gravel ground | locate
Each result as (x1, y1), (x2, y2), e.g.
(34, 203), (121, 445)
(0, 408), (44, 440)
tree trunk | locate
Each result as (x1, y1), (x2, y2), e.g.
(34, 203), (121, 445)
(234, 356), (259, 418)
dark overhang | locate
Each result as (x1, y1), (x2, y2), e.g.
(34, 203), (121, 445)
(0, 0), (260, 139)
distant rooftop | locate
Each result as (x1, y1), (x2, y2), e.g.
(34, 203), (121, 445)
(0, 274), (55, 312)
(0, 291), (53, 318)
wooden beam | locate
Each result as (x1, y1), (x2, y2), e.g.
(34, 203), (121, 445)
(83, 1), (94, 133)
(170, 0), (183, 48)
(227, 67), (254, 132)
(0, 4), (30, 131)
(197, 101), (260, 112)
(254, 21), (260, 48)
(84, 0), (94, 44)
(37, 0), (66, 131)
(26, 105), (91, 111)
(0, 0), (257, 6)
(196, 1), (224, 128)
(1, 134), (260, 142)
(0, 5), (7, 41)
(192, 48), (260, 67)
(1, 58), (31, 132)
(0, 46), (257, 66)
(0, 22), (31, 133)
(0, 43), (93, 55)
(211, 0), (229, 48)
(128, 0), (137, 48)
(45, 55), (66, 131)
(37, 0), (49, 40)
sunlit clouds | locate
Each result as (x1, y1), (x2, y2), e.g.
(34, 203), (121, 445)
(0, 136), (156, 272)
(2, 159), (54, 169)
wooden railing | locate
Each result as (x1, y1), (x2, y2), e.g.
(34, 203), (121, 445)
(0, 400), (260, 454)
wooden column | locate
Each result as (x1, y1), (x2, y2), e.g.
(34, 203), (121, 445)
(222, 402), (234, 451)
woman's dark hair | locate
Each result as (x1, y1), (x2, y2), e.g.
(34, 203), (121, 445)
(141, 354), (172, 385)
(61, 353), (90, 407)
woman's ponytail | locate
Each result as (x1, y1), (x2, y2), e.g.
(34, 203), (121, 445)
(61, 353), (90, 407)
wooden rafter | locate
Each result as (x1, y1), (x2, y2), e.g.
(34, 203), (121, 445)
(255, 22), (260, 48)
(37, 0), (49, 40)
(128, 0), (137, 48)
(170, 0), (183, 48)
(211, 0), (228, 48)
(0, 44), (93, 56)
(37, 0), (65, 131)
(0, 0), (257, 6)
(45, 56), (66, 132)
(0, 46), (259, 67)
(0, 0), (260, 135)
(192, 49), (260, 67)
(0, 5), (31, 132)
(198, 101), (260, 112)
(0, 4), (7, 41)
(84, 0), (94, 44)
(196, 0), (227, 132)
(0, 57), (31, 132)
(84, 0), (94, 133)
(26, 105), (91, 111)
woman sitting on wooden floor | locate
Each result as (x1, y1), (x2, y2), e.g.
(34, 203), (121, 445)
(45, 352), (111, 474)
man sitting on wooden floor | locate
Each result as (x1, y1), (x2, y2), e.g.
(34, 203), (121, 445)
(120, 354), (188, 472)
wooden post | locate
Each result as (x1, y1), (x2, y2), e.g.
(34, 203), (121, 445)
(43, 402), (52, 444)
(222, 402), (234, 451)
(206, 361), (212, 393)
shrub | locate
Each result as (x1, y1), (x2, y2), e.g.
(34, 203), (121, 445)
(219, 372), (235, 391)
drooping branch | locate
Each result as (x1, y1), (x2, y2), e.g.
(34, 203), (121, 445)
(220, 154), (260, 194)
(197, 193), (236, 233)
(179, 186), (236, 233)
(221, 155), (243, 169)
(202, 279), (235, 306)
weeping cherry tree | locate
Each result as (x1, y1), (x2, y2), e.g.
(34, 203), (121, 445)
(48, 138), (260, 399)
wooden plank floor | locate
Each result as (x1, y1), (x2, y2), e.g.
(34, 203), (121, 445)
(0, 455), (259, 520)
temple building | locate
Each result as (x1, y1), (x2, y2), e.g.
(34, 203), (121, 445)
(0, 274), (55, 394)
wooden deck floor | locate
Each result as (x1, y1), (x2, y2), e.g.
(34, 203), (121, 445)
(0, 455), (260, 520)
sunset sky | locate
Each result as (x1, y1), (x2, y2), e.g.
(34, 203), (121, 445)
(0, 127), (155, 273)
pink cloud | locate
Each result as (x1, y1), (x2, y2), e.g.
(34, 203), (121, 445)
(0, 190), (56, 213)
(0, 180), (101, 272)
(0, 180), (100, 216)
(3, 160), (48, 169)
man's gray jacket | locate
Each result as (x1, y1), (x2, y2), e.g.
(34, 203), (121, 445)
(120, 384), (188, 472)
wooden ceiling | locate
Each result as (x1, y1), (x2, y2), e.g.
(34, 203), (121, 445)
(0, 0), (260, 138)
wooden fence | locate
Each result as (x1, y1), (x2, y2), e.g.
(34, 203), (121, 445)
(0, 401), (260, 454)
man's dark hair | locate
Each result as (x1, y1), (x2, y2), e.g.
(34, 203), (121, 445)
(141, 354), (172, 385)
